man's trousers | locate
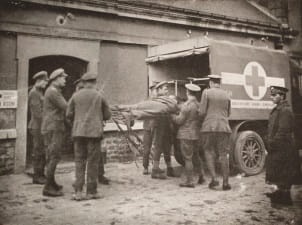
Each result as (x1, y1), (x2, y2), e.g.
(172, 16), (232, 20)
(73, 137), (101, 194)
(30, 129), (46, 178)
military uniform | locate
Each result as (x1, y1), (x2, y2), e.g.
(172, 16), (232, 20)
(199, 75), (232, 190)
(41, 68), (68, 196)
(266, 86), (302, 190)
(265, 86), (302, 204)
(172, 84), (203, 187)
(266, 100), (302, 187)
(66, 73), (111, 199)
(28, 71), (48, 184)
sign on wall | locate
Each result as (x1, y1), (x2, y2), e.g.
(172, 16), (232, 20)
(0, 91), (18, 108)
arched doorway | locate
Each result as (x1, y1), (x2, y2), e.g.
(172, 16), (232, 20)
(26, 55), (88, 166)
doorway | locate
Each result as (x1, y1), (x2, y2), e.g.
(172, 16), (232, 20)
(26, 55), (88, 166)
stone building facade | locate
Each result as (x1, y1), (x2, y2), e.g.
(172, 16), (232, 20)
(0, 0), (299, 174)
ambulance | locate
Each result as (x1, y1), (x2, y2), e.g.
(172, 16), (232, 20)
(145, 37), (302, 176)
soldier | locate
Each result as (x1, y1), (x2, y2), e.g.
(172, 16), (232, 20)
(199, 74), (232, 191)
(142, 81), (159, 175)
(28, 71), (49, 184)
(151, 81), (176, 179)
(266, 86), (302, 205)
(66, 73), (111, 200)
(172, 83), (204, 188)
(41, 68), (68, 197)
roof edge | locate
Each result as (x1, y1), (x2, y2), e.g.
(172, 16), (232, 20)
(246, 0), (283, 25)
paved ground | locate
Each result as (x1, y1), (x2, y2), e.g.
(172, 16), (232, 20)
(1, 159), (302, 225)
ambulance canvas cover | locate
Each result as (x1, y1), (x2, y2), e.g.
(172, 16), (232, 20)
(209, 40), (291, 120)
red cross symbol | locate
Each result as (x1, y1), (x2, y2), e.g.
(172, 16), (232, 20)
(245, 65), (265, 97)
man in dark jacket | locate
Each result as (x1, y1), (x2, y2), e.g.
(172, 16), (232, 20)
(199, 75), (232, 191)
(41, 68), (68, 197)
(266, 85), (302, 204)
(66, 73), (111, 200)
(28, 71), (48, 184)
(172, 83), (204, 187)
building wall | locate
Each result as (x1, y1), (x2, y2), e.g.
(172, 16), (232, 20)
(0, 33), (17, 174)
(102, 130), (143, 163)
(0, 33), (17, 129)
(0, 2), (281, 174)
(99, 41), (148, 105)
(0, 140), (15, 174)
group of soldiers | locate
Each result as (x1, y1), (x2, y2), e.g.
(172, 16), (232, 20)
(28, 69), (232, 201)
(28, 68), (111, 201)
(142, 75), (302, 205)
(142, 75), (232, 190)
(28, 67), (302, 204)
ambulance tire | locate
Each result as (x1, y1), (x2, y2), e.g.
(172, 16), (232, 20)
(234, 131), (266, 176)
(173, 139), (185, 166)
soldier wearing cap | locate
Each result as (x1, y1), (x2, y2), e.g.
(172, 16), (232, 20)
(66, 72), (111, 200)
(172, 83), (205, 187)
(28, 71), (49, 184)
(142, 81), (159, 175)
(151, 81), (176, 179)
(199, 74), (232, 191)
(41, 68), (68, 197)
(265, 85), (302, 204)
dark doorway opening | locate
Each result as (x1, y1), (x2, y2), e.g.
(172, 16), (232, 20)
(27, 55), (88, 166)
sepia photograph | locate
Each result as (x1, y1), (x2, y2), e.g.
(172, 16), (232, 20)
(0, 0), (302, 224)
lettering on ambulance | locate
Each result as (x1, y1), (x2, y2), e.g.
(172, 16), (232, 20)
(221, 61), (285, 109)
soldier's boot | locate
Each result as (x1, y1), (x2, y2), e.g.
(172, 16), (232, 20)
(208, 180), (219, 189)
(179, 169), (195, 188)
(275, 190), (293, 205)
(43, 179), (63, 197)
(33, 175), (46, 185)
(143, 167), (149, 175)
(33, 168), (46, 184)
(151, 168), (167, 180)
(86, 193), (102, 200)
(222, 183), (231, 191)
(43, 186), (64, 197)
(72, 191), (86, 201)
(98, 175), (110, 185)
(167, 167), (176, 177)
(86, 182), (101, 199)
(198, 175), (206, 185)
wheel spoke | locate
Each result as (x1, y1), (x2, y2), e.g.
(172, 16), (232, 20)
(252, 142), (257, 149)
(252, 148), (260, 154)
(254, 152), (262, 157)
(251, 158), (257, 166)
(244, 158), (249, 165)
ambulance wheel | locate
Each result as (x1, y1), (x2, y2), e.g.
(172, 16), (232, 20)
(234, 131), (266, 176)
(173, 139), (184, 166)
